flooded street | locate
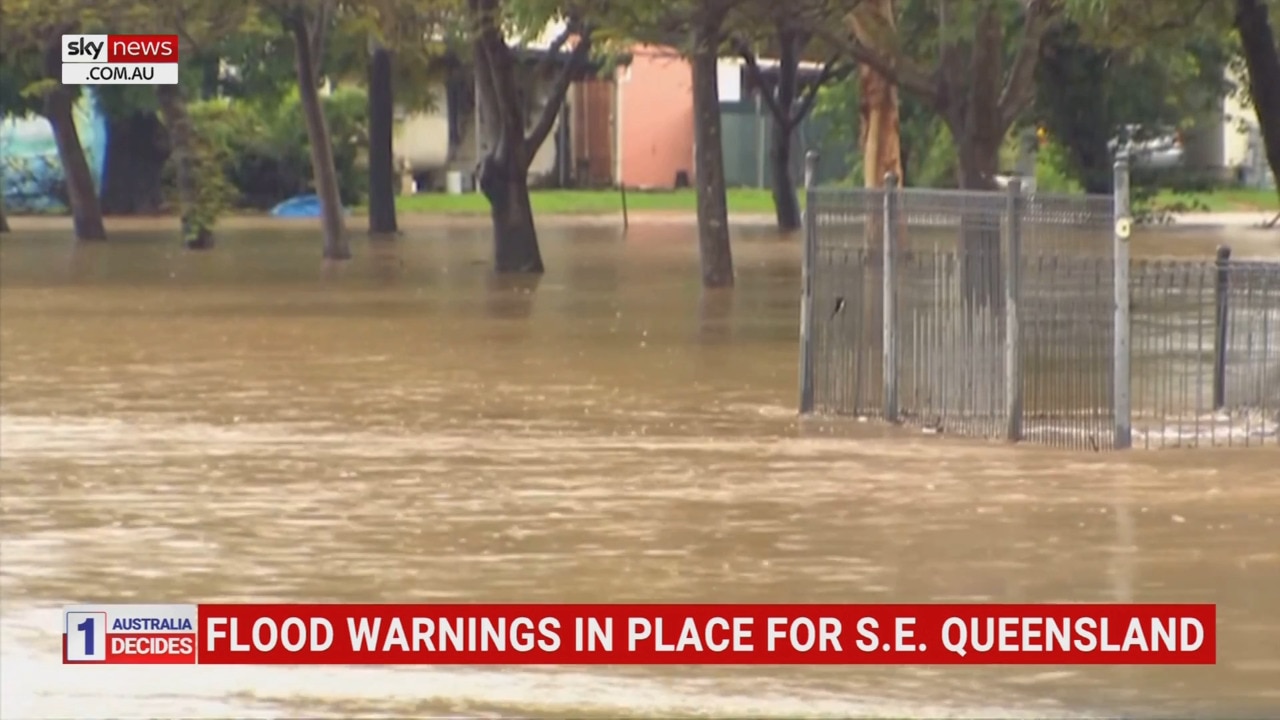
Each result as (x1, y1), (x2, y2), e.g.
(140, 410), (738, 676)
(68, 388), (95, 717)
(2, 220), (1279, 718)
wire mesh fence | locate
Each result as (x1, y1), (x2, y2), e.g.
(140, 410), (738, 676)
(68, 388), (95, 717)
(1130, 252), (1280, 447)
(799, 154), (1280, 450)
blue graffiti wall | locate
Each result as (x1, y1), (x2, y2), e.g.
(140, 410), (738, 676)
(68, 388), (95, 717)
(1, 89), (107, 212)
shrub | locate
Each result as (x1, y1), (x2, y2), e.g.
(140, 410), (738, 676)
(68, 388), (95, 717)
(187, 85), (369, 210)
(1034, 140), (1082, 194)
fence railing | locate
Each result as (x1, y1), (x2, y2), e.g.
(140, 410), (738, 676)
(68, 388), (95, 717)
(799, 152), (1280, 450)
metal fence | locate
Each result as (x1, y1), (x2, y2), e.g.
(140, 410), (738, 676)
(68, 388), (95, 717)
(798, 153), (1280, 450)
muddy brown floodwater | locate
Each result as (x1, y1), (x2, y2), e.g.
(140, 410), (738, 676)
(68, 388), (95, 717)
(1, 219), (1279, 719)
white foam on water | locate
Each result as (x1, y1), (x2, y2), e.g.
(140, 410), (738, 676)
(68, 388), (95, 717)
(1133, 410), (1279, 446)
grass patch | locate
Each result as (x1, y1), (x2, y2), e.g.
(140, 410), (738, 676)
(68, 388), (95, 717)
(385, 185), (1277, 217)
(1150, 187), (1279, 212)
(385, 188), (781, 216)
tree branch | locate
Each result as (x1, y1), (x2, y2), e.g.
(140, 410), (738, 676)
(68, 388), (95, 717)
(308, 0), (334, 87)
(532, 21), (576, 80)
(789, 54), (843, 128)
(523, 27), (592, 163)
(808, 24), (937, 107)
(1144, 0), (1213, 34)
(732, 38), (787, 123)
(998, 0), (1060, 130)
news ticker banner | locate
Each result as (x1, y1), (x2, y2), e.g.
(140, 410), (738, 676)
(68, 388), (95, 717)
(64, 603), (1215, 665)
(62, 35), (179, 85)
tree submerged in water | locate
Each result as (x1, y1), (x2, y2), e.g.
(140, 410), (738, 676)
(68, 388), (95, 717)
(469, 0), (595, 274)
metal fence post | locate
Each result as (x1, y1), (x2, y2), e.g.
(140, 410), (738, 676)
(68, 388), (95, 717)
(1113, 156), (1133, 449)
(1004, 177), (1024, 441)
(799, 150), (819, 414)
(1213, 244), (1232, 410)
(883, 171), (900, 422)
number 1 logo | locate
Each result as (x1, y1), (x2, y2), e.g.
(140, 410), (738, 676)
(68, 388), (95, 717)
(65, 611), (107, 662)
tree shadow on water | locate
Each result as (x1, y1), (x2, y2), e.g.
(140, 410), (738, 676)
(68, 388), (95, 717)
(319, 257), (350, 282)
(485, 273), (542, 320)
(365, 239), (406, 286)
(697, 287), (735, 345)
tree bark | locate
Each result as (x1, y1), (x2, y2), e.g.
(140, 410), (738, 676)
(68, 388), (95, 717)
(768, 29), (802, 231)
(367, 44), (398, 235)
(954, 130), (1002, 191)
(478, 153), (542, 272)
(947, 4), (1007, 310)
(289, 9), (349, 260)
(1234, 0), (1280, 205)
(43, 92), (107, 241)
(858, 64), (904, 191)
(156, 83), (213, 249)
(847, 0), (905, 260)
(473, 20), (544, 273)
(100, 112), (169, 215)
(952, 126), (1004, 309)
(769, 114), (801, 230)
(691, 21), (734, 288)
(848, 0), (905, 192)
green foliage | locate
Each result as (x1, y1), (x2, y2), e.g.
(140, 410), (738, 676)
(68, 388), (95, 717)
(94, 86), (161, 118)
(811, 74), (955, 187)
(215, 19), (304, 100)
(186, 86), (370, 209)
(172, 99), (243, 229)
(184, 142), (236, 241)
(1034, 20), (1234, 195)
(0, 45), (48, 117)
(1033, 140), (1083, 193)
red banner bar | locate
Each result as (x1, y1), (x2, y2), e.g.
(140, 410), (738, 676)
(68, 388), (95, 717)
(192, 603), (1215, 665)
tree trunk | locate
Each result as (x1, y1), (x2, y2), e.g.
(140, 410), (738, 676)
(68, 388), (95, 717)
(43, 87), (106, 241)
(1037, 26), (1114, 194)
(289, 11), (349, 260)
(368, 45), (398, 235)
(769, 117), (801, 230)
(479, 153), (542, 272)
(849, 0), (904, 192)
(955, 129), (1002, 191)
(0, 199), (9, 233)
(947, 3), (1007, 310)
(691, 23), (734, 288)
(100, 112), (169, 215)
(473, 25), (544, 273)
(954, 125), (1003, 309)
(769, 30), (802, 231)
(858, 64), (904, 191)
(1234, 0), (1280, 205)
(156, 84), (214, 249)
(847, 0), (905, 263)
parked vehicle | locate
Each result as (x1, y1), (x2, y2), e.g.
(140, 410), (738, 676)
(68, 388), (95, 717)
(1109, 125), (1184, 170)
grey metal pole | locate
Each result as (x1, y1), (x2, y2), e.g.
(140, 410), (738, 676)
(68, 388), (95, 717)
(1004, 177), (1024, 441)
(1113, 155), (1133, 449)
(883, 171), (900, 422)
(799, 150), (819, 414)
(1213, 244), (1232, 410)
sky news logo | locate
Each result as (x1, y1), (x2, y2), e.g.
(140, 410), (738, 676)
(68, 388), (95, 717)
(61, 34), (180, 85)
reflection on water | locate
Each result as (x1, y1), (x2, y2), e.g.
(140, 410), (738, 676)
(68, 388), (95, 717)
(1, 220), (1279, 719)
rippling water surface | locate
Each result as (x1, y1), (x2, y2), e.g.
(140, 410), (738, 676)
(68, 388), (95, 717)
(2, 220), (1278, 718)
